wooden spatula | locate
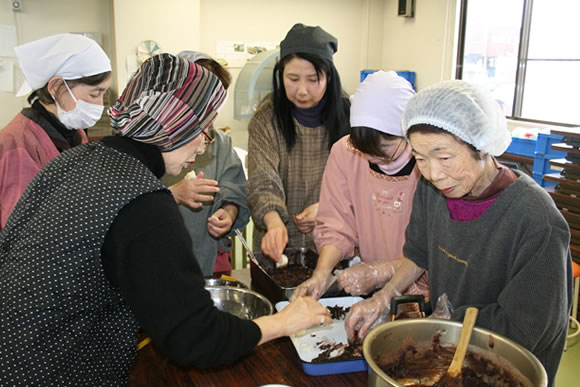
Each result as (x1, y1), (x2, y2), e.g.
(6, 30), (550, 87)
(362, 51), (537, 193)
(436, 307), (479, 385)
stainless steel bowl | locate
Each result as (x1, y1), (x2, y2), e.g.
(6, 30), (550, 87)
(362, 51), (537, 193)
(363, 319), (547, 387)
(204, 278), (248, 289)
(205, 286), (273, 320)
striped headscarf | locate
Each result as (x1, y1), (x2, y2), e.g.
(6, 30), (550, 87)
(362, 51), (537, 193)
(109, 53), (227, 151)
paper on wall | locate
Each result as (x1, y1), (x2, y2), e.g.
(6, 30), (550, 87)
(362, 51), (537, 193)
(215, 40), (277, 68)
(126, 54), (139, 80)
(0, 60), (14, 93)
(0, 25), (18, 57)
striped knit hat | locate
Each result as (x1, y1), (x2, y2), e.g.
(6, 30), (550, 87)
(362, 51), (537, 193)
(109, 53), (227, 151)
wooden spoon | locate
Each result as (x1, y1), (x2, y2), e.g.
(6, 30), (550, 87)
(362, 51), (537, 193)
(436, 307), (479, 385)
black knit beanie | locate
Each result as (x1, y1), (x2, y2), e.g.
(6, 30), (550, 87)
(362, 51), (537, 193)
(280, 23), (338, 62)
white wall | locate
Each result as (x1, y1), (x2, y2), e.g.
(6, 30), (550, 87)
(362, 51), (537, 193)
(112, 0), (201, 93)
(0, 0), (114, 128)
(381, 0), (459, 90)
(0, 0), (462, 147)
(198, 0), (374, 148)
(112, 0), (386, 149)
(361, 0), (387, 70)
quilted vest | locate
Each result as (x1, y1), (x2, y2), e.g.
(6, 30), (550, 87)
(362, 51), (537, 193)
(0, 142), (166, 385)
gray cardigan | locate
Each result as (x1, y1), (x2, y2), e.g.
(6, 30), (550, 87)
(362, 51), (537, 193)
(162, 128), (249, 275)
(404, 172), (573, 386)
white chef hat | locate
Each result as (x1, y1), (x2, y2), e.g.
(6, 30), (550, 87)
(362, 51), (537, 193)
(14, 33), (111, 97)
(401, 80), (511, 156)
(350, 71), (415, 137)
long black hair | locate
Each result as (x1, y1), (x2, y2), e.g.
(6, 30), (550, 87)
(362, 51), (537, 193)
(272, 53), (350, 151)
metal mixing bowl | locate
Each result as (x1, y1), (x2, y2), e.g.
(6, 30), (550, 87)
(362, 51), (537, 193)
(206, 286), (273, 320)
(363, 319), (547, 386)
(204, 278), (248, 289)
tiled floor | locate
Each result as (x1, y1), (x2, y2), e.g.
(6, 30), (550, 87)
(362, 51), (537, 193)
(555, 329), (580, 386)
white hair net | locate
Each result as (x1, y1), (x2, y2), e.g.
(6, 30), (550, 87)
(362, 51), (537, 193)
(401, 80), (511, 156)
(350, 71), (415, 137)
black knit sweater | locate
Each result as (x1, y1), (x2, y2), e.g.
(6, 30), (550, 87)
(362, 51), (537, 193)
(100, 136), (261, 368)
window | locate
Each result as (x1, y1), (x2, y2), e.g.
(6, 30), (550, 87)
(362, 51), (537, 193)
(456, 0), (580, 126)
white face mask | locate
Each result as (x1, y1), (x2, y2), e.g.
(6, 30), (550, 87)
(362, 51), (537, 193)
(53, 81), (104, 130)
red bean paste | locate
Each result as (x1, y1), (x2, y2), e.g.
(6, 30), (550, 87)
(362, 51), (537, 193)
(376, 334), (532, 386)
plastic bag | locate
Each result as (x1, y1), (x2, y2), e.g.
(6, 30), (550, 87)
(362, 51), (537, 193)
(429, 293), (453, 320)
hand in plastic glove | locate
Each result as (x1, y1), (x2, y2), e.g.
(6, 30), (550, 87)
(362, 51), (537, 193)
(169, 171), (220, 209)
(345, 291), (391, 344)
(254, 296), (332, 345)
(293, 202), (319, 234)
(291, 270), (335, 300)
(336, 260), (397, 296)
(345, 258), (423, 343)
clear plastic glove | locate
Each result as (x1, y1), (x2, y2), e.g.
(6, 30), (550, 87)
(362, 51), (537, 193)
(291, 270), (335, 300)
(345, 289), (393, 344)
(336, 261), (397, 296)
(345, 258), (422, 343)
(428, 293), (453, 320)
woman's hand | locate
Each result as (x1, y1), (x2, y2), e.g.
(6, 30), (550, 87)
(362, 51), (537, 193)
(254, 296), (332, 345)
(345, 258), (424, 343)
(293, 202), (319, 234)
(336, 261), (397, 296)
(344, 292), (390, 344)
(207, 204), (238, 238)
(262, 211), (288, 262)
(291, 270), (334, 300)
(292, 244), (342, 300)
(336, 262), (380, 296)
(168, 171), (219, 209)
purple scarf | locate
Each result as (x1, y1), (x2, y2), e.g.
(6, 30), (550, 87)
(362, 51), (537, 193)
(291, 96), (327, 127)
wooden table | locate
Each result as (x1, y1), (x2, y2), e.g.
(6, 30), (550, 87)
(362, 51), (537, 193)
(129, 335), (367, 386)
(129, 268), (368, 386)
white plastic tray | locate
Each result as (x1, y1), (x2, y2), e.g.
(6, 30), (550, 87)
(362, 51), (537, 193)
(275, 296), (368, 375)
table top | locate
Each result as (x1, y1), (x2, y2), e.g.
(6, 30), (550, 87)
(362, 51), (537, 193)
(128, 268), (368, 386)
(129, 335), (368, 386)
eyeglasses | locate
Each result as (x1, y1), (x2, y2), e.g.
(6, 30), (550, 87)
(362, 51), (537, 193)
(201, 129), (215, 148)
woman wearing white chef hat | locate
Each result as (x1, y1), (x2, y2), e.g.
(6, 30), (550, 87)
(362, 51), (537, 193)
(293, 71), (429, 303)
(0, 33), (111, 230)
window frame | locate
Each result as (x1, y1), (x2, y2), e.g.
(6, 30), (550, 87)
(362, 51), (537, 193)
(455, 0), (578, 128)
